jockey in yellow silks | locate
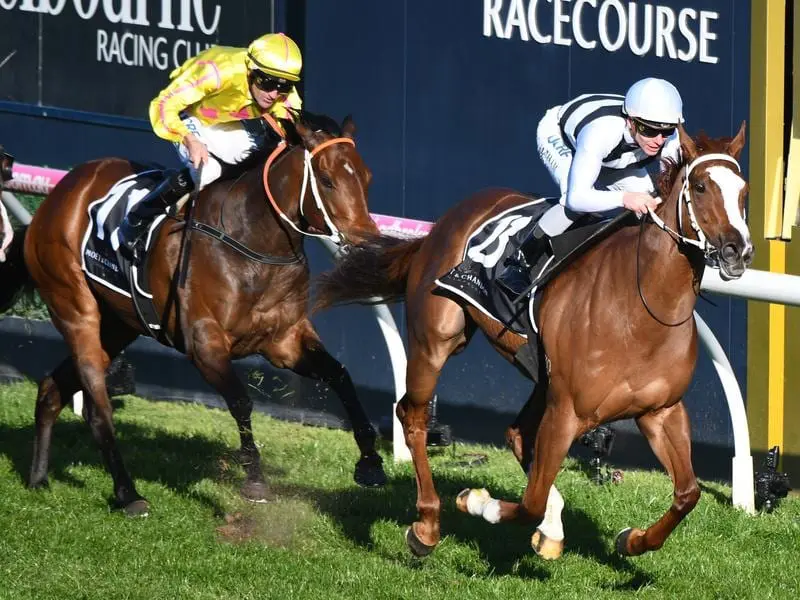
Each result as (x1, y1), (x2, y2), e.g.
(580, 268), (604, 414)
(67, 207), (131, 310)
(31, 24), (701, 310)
(117, 32), (303, 263)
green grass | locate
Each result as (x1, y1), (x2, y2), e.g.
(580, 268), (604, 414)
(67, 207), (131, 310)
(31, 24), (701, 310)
(0, 381), (798, 599)
(3, 193), (48, 320)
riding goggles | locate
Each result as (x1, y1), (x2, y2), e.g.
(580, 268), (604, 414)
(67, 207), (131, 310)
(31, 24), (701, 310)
(633, 119), (676, 139)
(251, 70), (294, 94)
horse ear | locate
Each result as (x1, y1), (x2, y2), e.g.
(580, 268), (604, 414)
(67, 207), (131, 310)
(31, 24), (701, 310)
(294, 119), (320, 149)
(727, 120), (747, 160)
(342, 115), (357, 139)
(677, 123), (698, 162)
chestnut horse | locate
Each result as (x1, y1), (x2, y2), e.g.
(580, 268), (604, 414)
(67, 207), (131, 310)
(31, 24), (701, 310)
(0, 113), (387, 515)
(315, 124), (751, 559)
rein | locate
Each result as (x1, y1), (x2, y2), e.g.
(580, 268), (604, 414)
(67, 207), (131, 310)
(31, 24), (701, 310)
(262, 136), (356, 245)
(636, 153), (741, 327)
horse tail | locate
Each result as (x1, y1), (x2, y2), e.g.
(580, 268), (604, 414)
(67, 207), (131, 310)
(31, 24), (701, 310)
(314, 233), (425, 311)
(0, 226), (33, 312)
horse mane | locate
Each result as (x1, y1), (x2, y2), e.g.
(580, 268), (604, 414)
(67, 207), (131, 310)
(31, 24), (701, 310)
(656, 131), (733, 198)
(280, 109), (343, 146)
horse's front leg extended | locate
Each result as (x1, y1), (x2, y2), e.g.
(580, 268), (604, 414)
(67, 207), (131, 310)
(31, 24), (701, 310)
(262, 318), (386, 488)
(618, 400), (699, 556)
(458, 397), (578, 560)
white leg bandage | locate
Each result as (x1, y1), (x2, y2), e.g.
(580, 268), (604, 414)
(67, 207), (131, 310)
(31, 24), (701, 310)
(465, 488), (492, 517)
(538, 485), (565, 541)
(482, 498), (502, 524)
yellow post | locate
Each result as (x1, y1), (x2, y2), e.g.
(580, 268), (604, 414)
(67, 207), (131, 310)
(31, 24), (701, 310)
(750, 0), (786, 240)
(768, 242), (785, 453)
(748, 0), (787, 456)
(782, 0), (800, 239)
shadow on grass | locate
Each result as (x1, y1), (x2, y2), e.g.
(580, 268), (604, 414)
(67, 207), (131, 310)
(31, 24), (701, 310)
(0, 414), (654, 585)
(0, 416), (285, 517)
(271, 469), (654, 585)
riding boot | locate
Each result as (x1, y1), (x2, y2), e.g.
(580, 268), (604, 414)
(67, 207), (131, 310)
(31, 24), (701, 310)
(495, 229), (551, 298)
(117, 168), (193, 264)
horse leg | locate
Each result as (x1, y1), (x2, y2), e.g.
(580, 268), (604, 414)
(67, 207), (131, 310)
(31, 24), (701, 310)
(29, 358), (82, 488)
(457, 395), (578, 560)
(62, 322), (146, 515)
(189, 323), (268, 502)
(499, 382), (567, 559)
(269, 320), (386, 488)
(399, 350), (445, 557)
(617, 400), (699, 556)
(505, 382), (547, 472)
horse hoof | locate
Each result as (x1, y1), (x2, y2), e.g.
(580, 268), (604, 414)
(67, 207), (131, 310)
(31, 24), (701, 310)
(531, 528), (564, 560)
(615, 527), (639, 556)
(455, 489), (471, 513)
(405, 525), (437, 557)
(124, 499), (150, 518)
(241, 481), (271, 503)
(354, 455), (387, 488)
(28, 477), (49, 490)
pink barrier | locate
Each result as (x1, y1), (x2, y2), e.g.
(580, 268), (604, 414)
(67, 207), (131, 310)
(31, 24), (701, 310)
(370, 213), (433, 236)
(7, 163), (434, 235)
(7, 163), (66, 195)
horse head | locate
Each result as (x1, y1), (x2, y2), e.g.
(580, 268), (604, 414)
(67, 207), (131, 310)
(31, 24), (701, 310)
(670, 122), (752, 280)
(281, 112), (378, 246)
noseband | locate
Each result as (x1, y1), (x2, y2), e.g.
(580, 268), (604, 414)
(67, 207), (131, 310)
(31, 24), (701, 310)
(262, 136), (356, 245)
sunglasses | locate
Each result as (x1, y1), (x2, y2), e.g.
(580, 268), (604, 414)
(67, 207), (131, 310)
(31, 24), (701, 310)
(633, 120), (675, 139)
(251, 71), (293, 94)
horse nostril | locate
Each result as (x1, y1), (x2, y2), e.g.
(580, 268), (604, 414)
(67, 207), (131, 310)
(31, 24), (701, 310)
(743, 245), (754, 265)
(721, 243), (740, 263)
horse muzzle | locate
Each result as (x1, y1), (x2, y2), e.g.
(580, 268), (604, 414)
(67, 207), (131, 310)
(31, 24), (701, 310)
(717, 238), (753, 281)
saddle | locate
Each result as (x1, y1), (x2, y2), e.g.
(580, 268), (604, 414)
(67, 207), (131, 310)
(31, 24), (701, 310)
(81, 169), (180, 344)
(435, 200), (634, 380)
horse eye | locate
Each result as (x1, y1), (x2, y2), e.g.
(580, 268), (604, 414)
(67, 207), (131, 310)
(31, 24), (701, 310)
(319, 175), (334, 189)
(693, 182), (705, 194)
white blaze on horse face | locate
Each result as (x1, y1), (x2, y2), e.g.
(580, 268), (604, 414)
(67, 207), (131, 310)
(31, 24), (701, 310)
(343, 162), (355, 176)
(707, 165), (751, 249)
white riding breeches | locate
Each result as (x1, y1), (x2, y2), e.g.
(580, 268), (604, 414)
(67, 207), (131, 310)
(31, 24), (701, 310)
(175, 117), (268, 189)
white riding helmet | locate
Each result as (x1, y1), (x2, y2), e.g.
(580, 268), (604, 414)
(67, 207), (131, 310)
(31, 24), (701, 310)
(623, 78), (684, 126)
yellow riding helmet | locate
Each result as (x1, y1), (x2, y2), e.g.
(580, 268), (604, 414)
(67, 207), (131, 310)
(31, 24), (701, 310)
(245, 33), (302, 82)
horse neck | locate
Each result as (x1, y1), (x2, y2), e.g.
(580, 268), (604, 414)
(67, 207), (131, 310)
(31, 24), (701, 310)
(636, 167), (705, 319)
(268, 145), (307, 223)
(204, 147), (306, 255)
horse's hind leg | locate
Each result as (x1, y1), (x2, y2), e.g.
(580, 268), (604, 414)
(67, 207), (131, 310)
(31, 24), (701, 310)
(29, 358), (82, 488)
(261, 318), (386, 488)
(617, 400), (699, 556)
(506, 382), (547, 472)
(54, 317), (145, 514)
(401, 297), (470, 556)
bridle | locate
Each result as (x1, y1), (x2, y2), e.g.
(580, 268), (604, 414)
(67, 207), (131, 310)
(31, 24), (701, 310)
(637, 153), (741, 327)
(646, 153), (741, 261)
(262, 135), (356, 245)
